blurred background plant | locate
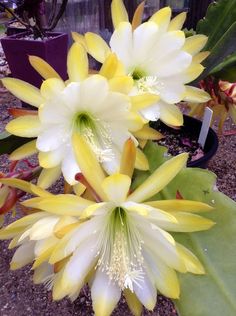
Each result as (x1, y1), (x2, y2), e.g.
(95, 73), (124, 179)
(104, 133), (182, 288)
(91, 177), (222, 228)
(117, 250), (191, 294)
(0, 0), (68, 37)
(186, 0), (236, 134)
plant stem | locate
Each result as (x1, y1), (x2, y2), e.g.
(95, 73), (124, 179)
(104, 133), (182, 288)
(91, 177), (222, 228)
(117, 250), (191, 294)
(45, 0), (68, 31)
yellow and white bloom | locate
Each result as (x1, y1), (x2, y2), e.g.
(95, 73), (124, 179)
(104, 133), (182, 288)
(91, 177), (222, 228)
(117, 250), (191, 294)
(1, 137), (214, 315)
(2, 43), (159, 185)
(77, 0), (211, 126)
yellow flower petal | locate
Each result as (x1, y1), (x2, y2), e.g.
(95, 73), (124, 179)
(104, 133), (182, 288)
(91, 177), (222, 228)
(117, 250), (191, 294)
(9, 139), (37, 160)
(139, 139), (147, 149)
(40, 78), (65, 99)
(0, 227), (24, 239)
(149, 7), (171, 32)
(183, 35), (208, 55)
(102, 173), (131, 204)
(128, 153), (188, 203)
(0, 186), (9, 208)
(176, 243), (205, 274)
(54, 222), (81, 239)
(124, 289), (143, 316)
(33, 246), (55, 269)
(6, 116), (41, 137)
(53, 216), (78, 237)
(38, 150), (60, 169)
(37, 166), (61, 189)
(131, 94), (160, 112)
(133, 125), (163, 140)
(73, 182), (86, 196)
(71, 32), (87, 49)
(132, 1), (145, 31)
(109, 76), (134, 94)
(111, 0), (129, 28)
(0, 212), (45, 239)
(52, 268), (69, 300)
(160, 103), (184, 127)
(72, 133), (107, 201)
(192, 51), (210, 64)
(1, 78), (44, 107)
(99, 53), (119, 79)
(29, 55), (61, 80)
(147, 199), (213, 213)
(67, 42), (88, 82)
(91, 269), (121, 316)
(30, 183), (53, 197)
(22, 195), (93, 216)
(183, 86), (211, 103)
(146, 252), (180, 299)
(0, 178), (32, 194)
(135, 148), (149, 171)
(85, 32), (111, 63)
(168, 12), (187, 31)
(119, 138), (136, 178)
(184, 64), (205, 83)
(159, 212), (215, 232)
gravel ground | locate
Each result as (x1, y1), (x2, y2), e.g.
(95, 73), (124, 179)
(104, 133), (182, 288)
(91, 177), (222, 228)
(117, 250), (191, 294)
(0, 54), (235, 315)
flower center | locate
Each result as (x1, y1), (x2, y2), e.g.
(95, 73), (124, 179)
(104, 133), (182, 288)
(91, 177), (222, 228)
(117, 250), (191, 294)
(74, 112), (114, 162)
(136, 75), (164, 95)
(131, 68), (147, 81)
(97, 207), (144, 291)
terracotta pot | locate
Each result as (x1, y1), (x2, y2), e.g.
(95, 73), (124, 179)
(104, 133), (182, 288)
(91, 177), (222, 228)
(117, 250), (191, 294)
(1, 31), (68, 88)
(151, 115), (219, 168)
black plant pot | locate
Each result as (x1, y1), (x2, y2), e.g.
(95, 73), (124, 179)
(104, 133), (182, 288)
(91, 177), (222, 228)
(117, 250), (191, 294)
(151, 115), (219, 168)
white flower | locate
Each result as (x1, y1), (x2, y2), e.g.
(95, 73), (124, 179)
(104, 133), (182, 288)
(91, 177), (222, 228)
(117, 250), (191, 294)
(81, 2), (211, 126)
(3, 43), (146, 185)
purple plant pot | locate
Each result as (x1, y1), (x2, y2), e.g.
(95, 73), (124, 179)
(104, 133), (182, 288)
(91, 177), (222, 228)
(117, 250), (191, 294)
(1, 31), (68, 88)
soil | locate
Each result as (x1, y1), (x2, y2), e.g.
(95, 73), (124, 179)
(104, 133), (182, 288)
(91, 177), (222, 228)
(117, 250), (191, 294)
(0, 43), (235, 315)
(151, 121), (204, 163)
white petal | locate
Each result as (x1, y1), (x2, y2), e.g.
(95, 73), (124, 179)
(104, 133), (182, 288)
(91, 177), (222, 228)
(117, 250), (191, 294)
(91, 269), (121, 316)
(61, 82), (82, 113)
(133, 268), (156, 311)
(36, 124), (70, 152)
(136, 220), (184, 272)
(61, 146), (81, 185)
(147, 51), (192, 78)
(150, 30), (185, 62)
(33, 262), (54, 284)
(38, 146), (65, 168)
(140, 102), (161, 121)
(79, 75), (109, 112)
(110, 22), (133, 70)
(11, 241), (35, 269)
(30, 216), (59, 240)
(49, 216), (103, 264)
(159, 79), (186, 103)
(38, 97), (72, 124)
(133, 22), (159, 65)
(61, 234), (99, 293)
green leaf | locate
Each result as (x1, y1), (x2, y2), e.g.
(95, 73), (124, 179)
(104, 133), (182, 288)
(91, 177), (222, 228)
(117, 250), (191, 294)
(134, 142), (236, 316)
(196, 0), (236, 51)
(194, 22), (236, 82)
(210, 52), (236, 74)
(210, 52), (236, 82)
(0, 130), (34, 155)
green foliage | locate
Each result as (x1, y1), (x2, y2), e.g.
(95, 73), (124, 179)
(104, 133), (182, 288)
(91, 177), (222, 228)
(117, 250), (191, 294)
(211, 52), (236, 82)
(197, 0), (236, 51)
(134, 141), (236, 316)
(195, 0), (236, 82)
(0, 130), (34, 155)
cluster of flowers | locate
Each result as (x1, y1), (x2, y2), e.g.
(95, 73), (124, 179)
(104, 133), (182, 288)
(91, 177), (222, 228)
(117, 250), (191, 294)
(0, 1), (214, 315)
